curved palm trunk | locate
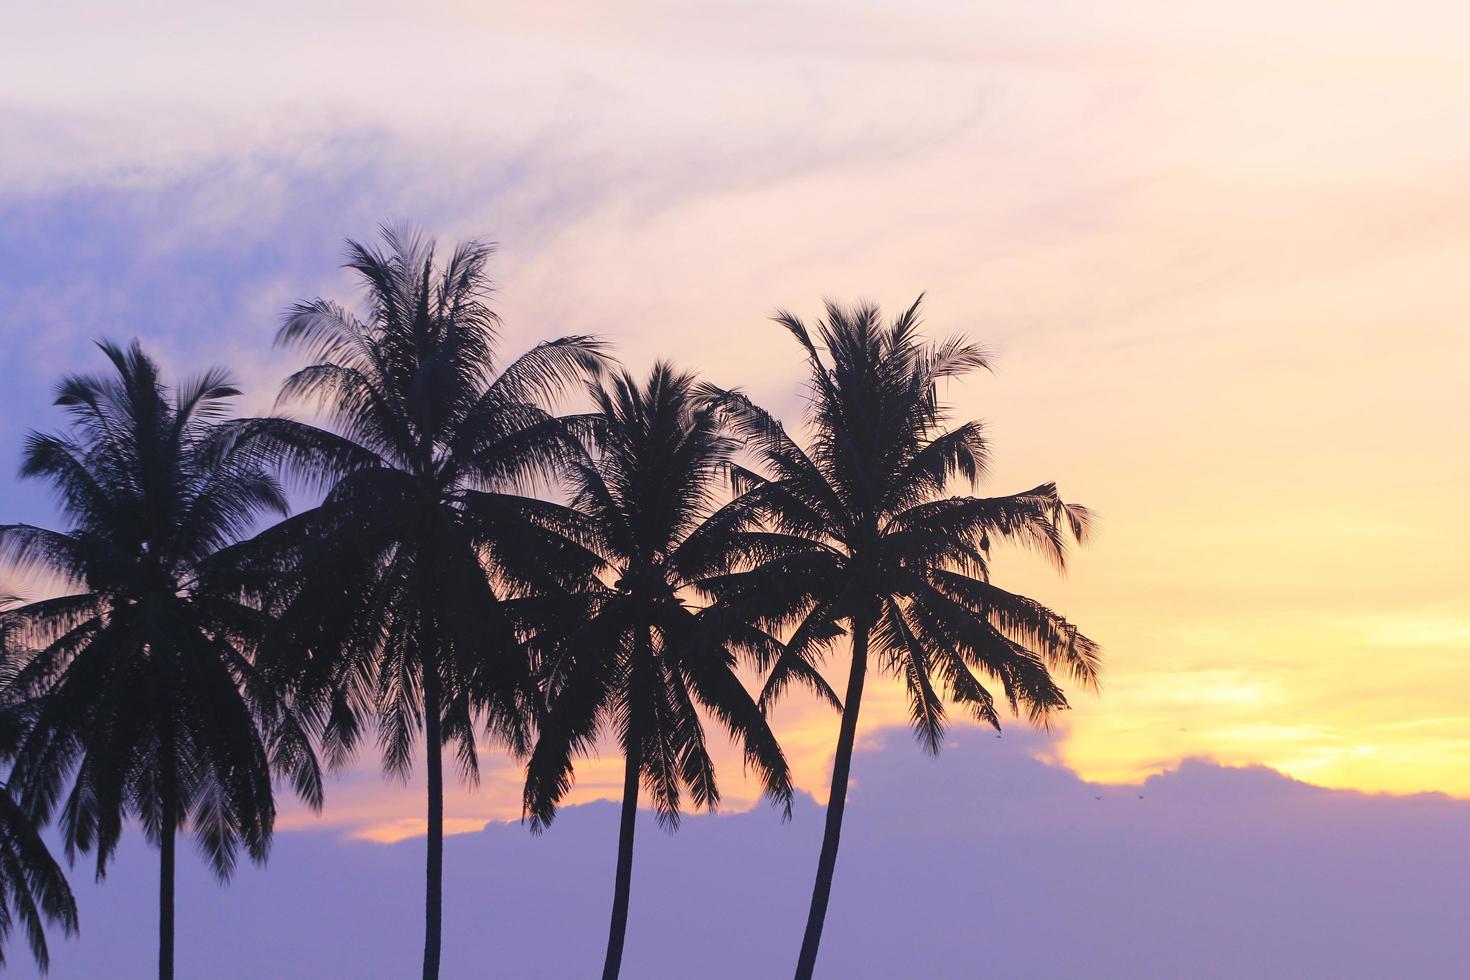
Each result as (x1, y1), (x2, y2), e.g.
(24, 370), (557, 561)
(159, 730), (177, 980)
(602, 740), (643, 980)
(423, 661), (444, 980)
(794, 620), (870, 980)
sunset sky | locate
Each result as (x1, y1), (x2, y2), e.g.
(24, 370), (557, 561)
(3, 0), (1468, 859)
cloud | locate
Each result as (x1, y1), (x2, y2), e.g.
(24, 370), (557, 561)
(13, 726), (1470, 978)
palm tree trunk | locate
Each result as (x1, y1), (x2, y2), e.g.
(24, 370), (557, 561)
(794, 619), (870, 980)
(159, 733), (177, 980)
(602, 740), (642, 980)
(423, 661), (444, 980)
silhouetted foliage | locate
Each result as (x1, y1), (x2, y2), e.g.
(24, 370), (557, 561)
(234, 228), (609, 980)
(702, 298), (1098, 978)
(0, 343), (323, 979)
(524, 364), (794, 980)
(0, 605), (79, 973)
(0, 229), (1100, 979)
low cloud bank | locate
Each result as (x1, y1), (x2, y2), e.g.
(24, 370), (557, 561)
(15, 727), (1468, 978)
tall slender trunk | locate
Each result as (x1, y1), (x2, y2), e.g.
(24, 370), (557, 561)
(159, 731), (176, 980)
(794, 619), (870, 980)
(602, 740), (642, 980)
(423, 660), (444, 980)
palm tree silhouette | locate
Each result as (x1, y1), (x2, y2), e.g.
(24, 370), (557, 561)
(711, 299), (1098, 979)
(249, 228), (609, 979)
(523, 364), (794, 980)
(0, 602), (79, 974)
(0, 342), (322, 979)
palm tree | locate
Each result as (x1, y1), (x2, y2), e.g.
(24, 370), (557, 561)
(0, 342), (323, 980)
(523, 364), (794, 980)
(0, 601), (79, 974)
(246, 228), (609, 980)
(706, 299), (1099, 979)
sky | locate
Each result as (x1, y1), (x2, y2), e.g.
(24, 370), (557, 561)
(2, 0), (1469, 972)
